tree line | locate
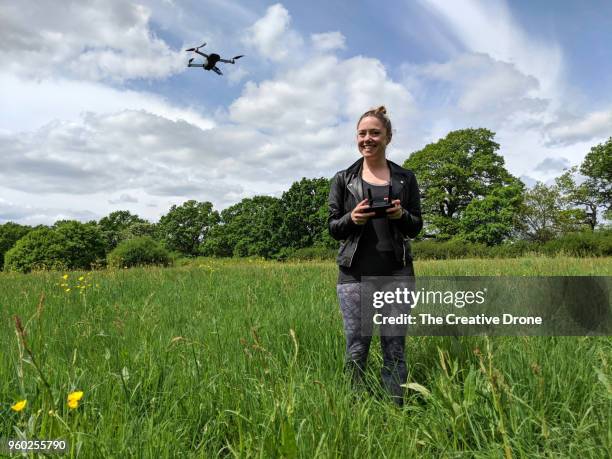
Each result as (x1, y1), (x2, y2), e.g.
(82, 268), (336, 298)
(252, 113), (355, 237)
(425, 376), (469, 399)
(1, 129), (610, 272)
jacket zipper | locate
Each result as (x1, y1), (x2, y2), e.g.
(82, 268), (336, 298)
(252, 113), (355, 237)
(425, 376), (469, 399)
(348, 228), (362, 267)
(346, 175), (363, 268)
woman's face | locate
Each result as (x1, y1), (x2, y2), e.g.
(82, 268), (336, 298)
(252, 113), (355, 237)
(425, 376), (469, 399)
(357, 116), (388, 159)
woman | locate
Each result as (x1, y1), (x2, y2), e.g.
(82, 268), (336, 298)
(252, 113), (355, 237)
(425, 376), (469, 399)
(328, 106), (422, 406)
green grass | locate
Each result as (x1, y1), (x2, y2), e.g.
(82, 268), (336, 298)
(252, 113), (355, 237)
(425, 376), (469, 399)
(1, 257), (611, 458)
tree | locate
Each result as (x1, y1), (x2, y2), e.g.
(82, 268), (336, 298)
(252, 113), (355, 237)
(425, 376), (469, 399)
(403, 128), (521, 240)
(576, 137), (612, 227)
(107, 237), (171, 268)
(518, 182), (586, 242)
(4, 221), (105, 272)
(278, 177), (336, 250)
(581, 137), (612, 208)
(4, 228), (64, 272)
(119, 221), (157, 241)
(98, 210), (147, 252)
(53, 220), (106, 268)
(555, 138), (612, 230)
(0, 222), (33, 270)
(458, 182), (523, 245)
(202, 196), (283, 258)
(157, 200), (220, 256)
(556, 168), (599, 231)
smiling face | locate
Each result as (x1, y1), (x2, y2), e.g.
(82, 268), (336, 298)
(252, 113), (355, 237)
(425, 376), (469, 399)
(357, 116), (389, 159)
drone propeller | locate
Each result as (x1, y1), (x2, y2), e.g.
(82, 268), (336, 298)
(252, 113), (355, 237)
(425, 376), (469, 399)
(185, 42), (206, 52)
(232, 55), (244, 60)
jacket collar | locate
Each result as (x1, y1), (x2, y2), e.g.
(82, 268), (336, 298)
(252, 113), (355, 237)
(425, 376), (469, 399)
(346, 157), (407, 201)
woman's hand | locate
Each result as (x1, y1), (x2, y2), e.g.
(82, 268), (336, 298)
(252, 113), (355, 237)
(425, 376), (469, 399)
(387, 199), (404, 220)
(351, 199), (376, 225)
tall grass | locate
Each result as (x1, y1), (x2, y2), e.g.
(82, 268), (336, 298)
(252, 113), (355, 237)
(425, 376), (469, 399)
(1, 257), (611, 457)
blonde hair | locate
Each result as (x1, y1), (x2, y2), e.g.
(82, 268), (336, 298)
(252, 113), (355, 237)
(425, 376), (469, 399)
(357, 106), (392, 144)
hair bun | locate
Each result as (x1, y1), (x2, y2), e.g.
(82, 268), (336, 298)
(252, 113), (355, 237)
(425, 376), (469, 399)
(374, 105), (387, 116)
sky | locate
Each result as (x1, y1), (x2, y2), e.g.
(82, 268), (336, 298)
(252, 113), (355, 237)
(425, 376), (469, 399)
(1, 0), (611, 225)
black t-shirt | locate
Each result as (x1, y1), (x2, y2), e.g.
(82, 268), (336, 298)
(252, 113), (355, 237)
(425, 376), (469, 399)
(338, 181), (411, 284)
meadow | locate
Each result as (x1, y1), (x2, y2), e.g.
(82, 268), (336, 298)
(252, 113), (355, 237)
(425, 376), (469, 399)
(1, 257), (611, 458)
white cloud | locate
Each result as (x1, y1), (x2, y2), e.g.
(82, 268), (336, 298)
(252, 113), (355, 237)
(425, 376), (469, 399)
(242, 3), (304, 62)
(0, 197), (98, 225)
(311, 32), (346, 52)
(394, 0), (612, 185)
(226, 66), (250, 85)
(534, 157), (570, 173)
(407, 52), (549, 127)
(229, 55), (415, 132)
(494, 129), (595, 183)
(0, 0), (183, 81)
(415, 0), (612, 154)
(544, 110), (612, 146)
(0, 110), (228, 195)
(227, 52), (418, 173)
(108, 194), (139, 204)
(418, 0), (564, 101)
(0, 73), (215, 132)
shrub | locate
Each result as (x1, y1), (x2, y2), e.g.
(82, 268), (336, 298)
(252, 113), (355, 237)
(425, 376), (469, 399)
(487, 240), (539, 258)
(412, 239), (488, 260)
(542, 230), (612, 257)
(4, 228), (65, 272)
(410, 230), (611, 259)
(53, 220), (106, 268)
(107, 237), (171, 268)
(285, 245), (337, 261)
(4, 222), (105, 273)
(0, 222), (33, 270)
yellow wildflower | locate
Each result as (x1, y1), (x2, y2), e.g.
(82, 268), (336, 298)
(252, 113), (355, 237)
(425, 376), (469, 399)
(68, 391), (83, 402)
(68, 390), (83, 410)
(11, 399), (27, 412)
(65, 288), (70, 293)
(78, 276), (84, 281)
(67, 390), (83, 409)
(62, 274), (68, 280)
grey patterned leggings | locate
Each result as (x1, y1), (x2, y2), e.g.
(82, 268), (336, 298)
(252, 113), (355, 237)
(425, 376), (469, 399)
(336, 282), (407, 406)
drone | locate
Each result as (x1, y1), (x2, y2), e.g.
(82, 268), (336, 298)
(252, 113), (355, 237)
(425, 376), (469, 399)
(186, 42), (243, 76)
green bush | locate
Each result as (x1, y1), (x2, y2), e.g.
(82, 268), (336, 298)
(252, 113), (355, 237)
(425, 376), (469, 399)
(284, 245), (337, 261)
(53, 220), (106, 268)
(412, 239), (488, 260)
(4, 228), (65, 272)
(542, 230), (612, 257)
(107, 237), (171, 268)
(411, 231), (611, 259)
(4, 222), (105, 273)
(487, 240), (539, 258)
(0, 222), (33, 270)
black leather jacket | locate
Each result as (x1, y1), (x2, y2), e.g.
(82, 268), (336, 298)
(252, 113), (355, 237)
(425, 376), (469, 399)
(328, 158), (423, 268)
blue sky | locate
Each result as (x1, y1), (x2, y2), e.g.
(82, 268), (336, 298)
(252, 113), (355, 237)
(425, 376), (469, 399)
(1, 0), (611, 224)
